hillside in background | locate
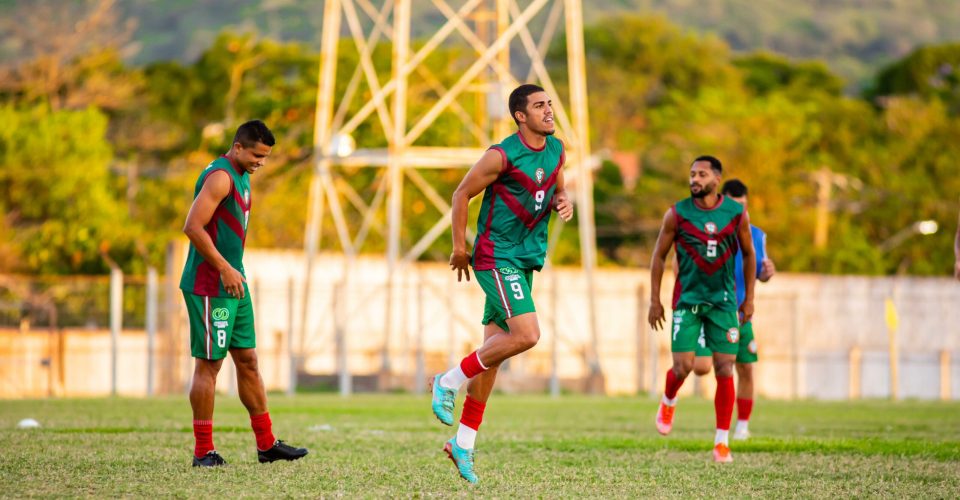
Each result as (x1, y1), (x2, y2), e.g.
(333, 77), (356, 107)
(114, 0), (960, 90)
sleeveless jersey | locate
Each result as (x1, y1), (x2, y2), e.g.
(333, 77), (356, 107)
(671, 195), (744, 311)
(471, 132), (564, 271)
(179, 156), (252, 297)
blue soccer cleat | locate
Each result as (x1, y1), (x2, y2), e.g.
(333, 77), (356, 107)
(431, 374), (456, 426)
(443, 437), (478, 483)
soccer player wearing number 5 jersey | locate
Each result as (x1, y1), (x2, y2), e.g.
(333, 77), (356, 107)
(180, 120), (307, 467)
(690, 179), (776, 441)
(432, 84), (574, 483)
(647, 156), (757, 463)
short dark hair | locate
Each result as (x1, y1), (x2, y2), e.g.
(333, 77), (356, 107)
(692, 155), (722, 175)
(722, 179), (748, 197)
(234, 120), (275, 148)
(509, 84), (545, 125)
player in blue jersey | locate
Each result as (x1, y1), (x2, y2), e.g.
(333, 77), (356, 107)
(690, 179), (775, 440)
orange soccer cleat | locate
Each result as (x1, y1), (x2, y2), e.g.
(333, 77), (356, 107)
(655, 402), (676, 435)
(712, 443), (733, 463)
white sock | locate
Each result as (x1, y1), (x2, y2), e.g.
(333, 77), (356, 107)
(456, 424), (477, 449)
(439, 366), (468, 390)
(735, 420), (749, 433)
(715, 429), (729, 446)
(662, 394), (677, 406)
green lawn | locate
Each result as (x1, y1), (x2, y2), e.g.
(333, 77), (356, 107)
(1, 394), (959, 497)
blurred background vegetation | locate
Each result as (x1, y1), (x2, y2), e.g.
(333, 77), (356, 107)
(0, 0), (958, 276)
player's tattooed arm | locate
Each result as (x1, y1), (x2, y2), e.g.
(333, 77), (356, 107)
(737, 211), (756, 323)
(648, 208), (677, 331)
(553, 168), (573, 222)
(449, 149), (503, 282)
(183, 170), (246, 298)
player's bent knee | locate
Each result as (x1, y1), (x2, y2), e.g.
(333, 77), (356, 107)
(231, 350), (260, 372)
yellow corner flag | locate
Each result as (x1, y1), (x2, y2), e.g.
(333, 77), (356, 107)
(885, 298), (899, 332)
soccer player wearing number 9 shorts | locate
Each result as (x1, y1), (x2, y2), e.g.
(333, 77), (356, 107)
(435, 84), (574, 483)
(180, 120), (307, 467)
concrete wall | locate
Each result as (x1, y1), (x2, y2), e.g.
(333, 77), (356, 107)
(3, 249), (958, 399)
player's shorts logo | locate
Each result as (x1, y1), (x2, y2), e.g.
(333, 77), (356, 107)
(704, 222), (717, 235)
(726, 327), (740, 343)
(498, 266), (519, 275)
(535, 167), (545, 184)
(748, 340), (758, 353)
(212, 308), (230, 321)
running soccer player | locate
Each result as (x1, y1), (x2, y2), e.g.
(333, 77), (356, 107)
(432, 84), (574, 483)
(689, 179), (775, 441)
(180, 120), (308, 467)
(648, 156), (756, 463)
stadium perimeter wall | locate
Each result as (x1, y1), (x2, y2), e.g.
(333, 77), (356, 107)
(2, 249), (958, 399)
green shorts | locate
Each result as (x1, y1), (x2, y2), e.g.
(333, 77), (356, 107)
(671, 304), (740, 355)
(182, 291), (256, 360)
(474, 267), (535, 332)
(695, 320), (758, 363)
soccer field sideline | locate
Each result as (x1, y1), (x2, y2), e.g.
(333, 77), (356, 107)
(2, 394), (958, 497)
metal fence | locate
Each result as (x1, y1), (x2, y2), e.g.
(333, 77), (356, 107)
(2, 251), (959, 400)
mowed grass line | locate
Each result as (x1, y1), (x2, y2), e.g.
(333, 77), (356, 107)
(1, 395), (958, 497)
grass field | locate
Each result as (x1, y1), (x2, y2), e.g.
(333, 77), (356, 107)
(2, 394), (959, 497)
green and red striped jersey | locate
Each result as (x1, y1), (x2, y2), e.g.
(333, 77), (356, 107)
(179, 156), (251, 297)
(671, 195), (744, 311)
(470, 132), (564, 271)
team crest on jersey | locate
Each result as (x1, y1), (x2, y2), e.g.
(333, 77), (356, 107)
(726, 327), (740, 343)
(704, 222), (717, 235)
(535, 167), (545, 185)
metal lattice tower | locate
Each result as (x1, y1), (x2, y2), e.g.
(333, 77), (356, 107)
(301, 0), (601, 391)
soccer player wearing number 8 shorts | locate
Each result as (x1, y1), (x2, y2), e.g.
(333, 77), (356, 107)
(180, 120), (307, 467)
(435, 84), (575, 483)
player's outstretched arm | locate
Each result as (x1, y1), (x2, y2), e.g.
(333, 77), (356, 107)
(737, 211), (757, 323)
(183, 170), (246, 298)
(450, 149), (503, 282)
(553, 168), (573, 222)
(954, 209), (960, 280)
(648, 208), (677, 331)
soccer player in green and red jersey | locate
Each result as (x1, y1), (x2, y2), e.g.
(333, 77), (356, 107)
(180, 120), (307, 467)
(648, 156), (757, 463)
(690, 179), (776, 441)
(431, 84), (574, 483)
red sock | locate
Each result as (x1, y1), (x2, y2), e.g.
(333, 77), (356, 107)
(664, 369), (685, 400)
(250, 412), (276, 451)
(715, 376), (735, 430)
(193, 420), (213, 458)
(460, 395), (487, 430)
(460, 351), (488, 379)
(737, 398), (754, 421)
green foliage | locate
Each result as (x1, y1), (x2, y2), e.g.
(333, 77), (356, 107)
(2, 7), (958, 276)
(869, 43), (960, 113)
(0, 105), (137, 273)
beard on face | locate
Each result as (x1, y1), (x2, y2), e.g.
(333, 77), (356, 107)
(690, 184), (712, 198)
